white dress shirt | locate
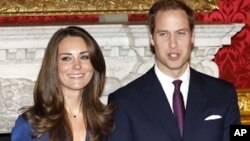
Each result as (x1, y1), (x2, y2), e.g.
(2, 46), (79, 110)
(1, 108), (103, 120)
(154, 64), (190, 112)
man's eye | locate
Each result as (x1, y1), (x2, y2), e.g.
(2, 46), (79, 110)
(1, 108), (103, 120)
(178, 31), (187, 35)
(159, 32), (167, 37)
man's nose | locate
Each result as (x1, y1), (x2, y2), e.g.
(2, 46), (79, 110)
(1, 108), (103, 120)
(169, 34), (177, 48)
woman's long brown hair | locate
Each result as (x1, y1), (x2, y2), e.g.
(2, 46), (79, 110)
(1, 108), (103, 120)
(22, 26), (114, 141)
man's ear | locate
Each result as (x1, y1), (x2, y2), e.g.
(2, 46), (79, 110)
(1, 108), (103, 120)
(150, 34), (155, 46)
(191, 31), (195, 44)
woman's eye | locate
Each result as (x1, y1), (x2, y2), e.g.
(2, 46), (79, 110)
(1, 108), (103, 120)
(61, 56), (72, 61)
(80, 55), (90, 60)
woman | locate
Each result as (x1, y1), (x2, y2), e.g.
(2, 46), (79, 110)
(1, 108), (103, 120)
(11, 26), (114, 141)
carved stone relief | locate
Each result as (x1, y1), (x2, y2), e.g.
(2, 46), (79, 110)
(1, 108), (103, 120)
(0, 23), (244, 133)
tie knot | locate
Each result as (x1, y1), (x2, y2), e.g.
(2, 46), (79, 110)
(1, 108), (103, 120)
(172, 80), (182, 90)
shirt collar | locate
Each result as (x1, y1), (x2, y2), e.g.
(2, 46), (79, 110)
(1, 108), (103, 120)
(154, 63), (190, 84)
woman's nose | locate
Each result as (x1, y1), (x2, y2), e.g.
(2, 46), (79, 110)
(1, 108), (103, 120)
(73, 59), (81, 69)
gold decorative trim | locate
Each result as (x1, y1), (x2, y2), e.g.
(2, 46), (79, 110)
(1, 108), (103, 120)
(0, 0), (218, 16)
(237, 89), (250, 125)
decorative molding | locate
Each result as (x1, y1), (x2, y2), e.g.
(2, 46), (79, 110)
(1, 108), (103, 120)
(237, 89), (250, 125)
(191, 23), (245, 77)
(0, 0), (218, 16)
(0, 78), (34, 133)
(0, 23), (244, 133)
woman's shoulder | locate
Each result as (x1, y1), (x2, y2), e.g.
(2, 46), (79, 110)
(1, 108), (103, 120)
(11, 115), (32, 141)
(12, 115), (30, 131)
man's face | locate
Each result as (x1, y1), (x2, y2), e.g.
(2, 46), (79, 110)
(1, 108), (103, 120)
(150, 9), (194, 78)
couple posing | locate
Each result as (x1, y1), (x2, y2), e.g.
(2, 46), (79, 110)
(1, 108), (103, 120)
(11, 0), (240, 141)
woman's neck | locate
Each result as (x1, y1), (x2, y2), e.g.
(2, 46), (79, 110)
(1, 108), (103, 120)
(64, 91), (83, 118)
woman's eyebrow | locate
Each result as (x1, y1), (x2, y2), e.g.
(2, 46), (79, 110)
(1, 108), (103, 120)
(59, 52), (72, 56)
(59, 51), (89, 56)
(79, 51), (89, 55)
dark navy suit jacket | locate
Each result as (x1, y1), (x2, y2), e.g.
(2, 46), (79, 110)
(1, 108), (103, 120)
(108, 67), (240, 141)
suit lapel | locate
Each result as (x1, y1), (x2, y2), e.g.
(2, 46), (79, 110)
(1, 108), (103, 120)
(141, 68), (182, 141)
(183, 69), (207, 140)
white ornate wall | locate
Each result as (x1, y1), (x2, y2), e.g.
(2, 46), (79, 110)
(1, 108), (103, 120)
(0, 23), (244, 133)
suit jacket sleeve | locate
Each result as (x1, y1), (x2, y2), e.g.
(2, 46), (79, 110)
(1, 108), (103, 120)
(108, 93), (134, 141)
(222, 85), (241, 141)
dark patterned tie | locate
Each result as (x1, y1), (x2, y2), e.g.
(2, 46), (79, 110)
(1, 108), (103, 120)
(172, 80), (185, 137)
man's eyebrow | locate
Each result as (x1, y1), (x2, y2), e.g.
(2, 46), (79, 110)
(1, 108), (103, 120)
(155, 29), (168, 33)
(177, 28), (190, 32)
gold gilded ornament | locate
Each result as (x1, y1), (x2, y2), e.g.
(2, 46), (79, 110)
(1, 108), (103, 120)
(237, 89), (250, 125)
(0, 0), (218, 16)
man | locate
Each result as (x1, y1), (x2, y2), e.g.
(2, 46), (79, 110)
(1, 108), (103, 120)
(108, 0), (241, 141)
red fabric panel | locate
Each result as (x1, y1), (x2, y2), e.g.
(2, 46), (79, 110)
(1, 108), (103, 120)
(0, 15), (99, 25)
(196, 0), (250, 89)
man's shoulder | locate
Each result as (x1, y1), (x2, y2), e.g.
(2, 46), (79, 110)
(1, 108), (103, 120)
(112, 74), (148, 95)
(109, 68), (155, 99)
(191, 68), (234, 88)
(190, 69), (237, 103)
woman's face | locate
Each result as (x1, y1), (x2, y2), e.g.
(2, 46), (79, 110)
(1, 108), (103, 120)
(58, 36), (94, 94)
